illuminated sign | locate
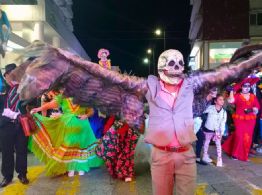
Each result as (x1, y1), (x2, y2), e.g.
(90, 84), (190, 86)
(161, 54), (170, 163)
(209, 42), (242, 67)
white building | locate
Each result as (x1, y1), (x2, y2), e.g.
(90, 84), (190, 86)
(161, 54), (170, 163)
(0, 0), (90, 68)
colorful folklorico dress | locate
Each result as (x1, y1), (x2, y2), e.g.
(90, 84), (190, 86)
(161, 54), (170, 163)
(96, 119), (139, 180)
(31, 95), (104, 176)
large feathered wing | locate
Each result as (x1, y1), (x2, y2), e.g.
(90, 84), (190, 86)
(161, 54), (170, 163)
(12, 46), (148, 129)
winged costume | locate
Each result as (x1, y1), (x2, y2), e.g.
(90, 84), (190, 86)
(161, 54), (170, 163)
(10, 44), (262, 192)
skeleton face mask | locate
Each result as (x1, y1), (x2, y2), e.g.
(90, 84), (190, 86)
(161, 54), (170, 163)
(157, 49), (185, 84)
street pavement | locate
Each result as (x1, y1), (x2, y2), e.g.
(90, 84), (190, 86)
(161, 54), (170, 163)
(0, 145), (261, 195)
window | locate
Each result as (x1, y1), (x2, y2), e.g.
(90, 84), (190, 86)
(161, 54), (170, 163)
(250, 12), (262, 26)
(257, 13), (262, 25)
(250, 14), (256, 25)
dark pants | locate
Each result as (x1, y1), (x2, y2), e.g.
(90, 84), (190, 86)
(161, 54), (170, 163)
(0, 121), (28, 180)
(253, 116), (261, 145)
(196, 129), (205, 158)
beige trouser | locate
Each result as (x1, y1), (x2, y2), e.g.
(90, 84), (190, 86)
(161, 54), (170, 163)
(151, 145), (196, 195)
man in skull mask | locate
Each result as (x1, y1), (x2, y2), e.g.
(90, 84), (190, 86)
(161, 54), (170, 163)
(144, 50), (197, 195)
(9, 43), (261, 194)
(144, 49), (261, 195)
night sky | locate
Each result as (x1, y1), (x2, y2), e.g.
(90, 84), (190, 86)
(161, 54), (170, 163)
(72, 0), (192, 77)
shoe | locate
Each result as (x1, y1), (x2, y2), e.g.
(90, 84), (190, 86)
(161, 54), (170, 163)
(78, 171), (85, 176)
(0, 178), (12, 188)
(256, 147), (262, 154)
(18, 175), (29, 185)
(68, 170), (75, 177)
(216, 158), (223, 167)
(250, 149), (257, 155)
(202, 155), (212, 163)
(125, 177), (132, 182)
(231, 156), (238, 160)
(196, 159), (208, 165)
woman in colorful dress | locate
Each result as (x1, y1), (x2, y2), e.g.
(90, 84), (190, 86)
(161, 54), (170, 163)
(30, 94), (104, 177)
(96, 116), (140, 182)
(222, 77), (260, 161)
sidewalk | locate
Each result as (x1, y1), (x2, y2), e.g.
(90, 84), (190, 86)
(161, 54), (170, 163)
(197, 145), (262, 195)
(0, 145), (261, 194)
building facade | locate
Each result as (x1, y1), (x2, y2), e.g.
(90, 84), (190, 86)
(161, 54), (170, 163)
(189, 0), (261, 70)
(0, 0), (90, 68)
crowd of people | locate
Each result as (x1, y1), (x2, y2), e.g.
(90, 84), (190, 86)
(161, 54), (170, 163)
(193, 76), (262, 167)
(0, 44), (261, 195)
(0, 48), (142, 188)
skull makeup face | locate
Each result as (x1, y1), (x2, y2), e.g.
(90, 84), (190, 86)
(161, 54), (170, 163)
(157, 49), (185, 84)
(241, 83), (251, 94)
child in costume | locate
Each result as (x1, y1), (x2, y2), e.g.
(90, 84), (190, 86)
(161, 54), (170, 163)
(31, 94), (104, 177)
(97, 48), (111, 69)
(202, 94), (227, 167)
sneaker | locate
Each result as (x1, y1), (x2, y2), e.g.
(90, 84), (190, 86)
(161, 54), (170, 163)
(78, 171), (85, 176)
(216, 158), (223, 167)
(68, 170), (75, 177)
(202, 155), (212, 163)
(256, 147), (262, 154)
(196, 159), (208, 165)
(125, 177), (132, 182)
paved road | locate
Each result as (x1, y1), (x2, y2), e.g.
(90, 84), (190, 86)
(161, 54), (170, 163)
(0, 145), (261, 195)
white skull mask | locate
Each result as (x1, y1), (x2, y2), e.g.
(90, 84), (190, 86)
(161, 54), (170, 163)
(157, 49), (185, 84)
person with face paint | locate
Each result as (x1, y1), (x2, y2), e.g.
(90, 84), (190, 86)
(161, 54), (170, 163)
(222, 78), (260, 161)
(97, 48), (111, 70)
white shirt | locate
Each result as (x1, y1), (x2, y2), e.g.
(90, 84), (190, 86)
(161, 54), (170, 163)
(204, 105), (227, 134)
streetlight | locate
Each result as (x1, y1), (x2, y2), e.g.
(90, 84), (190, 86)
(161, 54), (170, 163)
(147, 48), (155, 75)
(143, 57), (150, 75)
(143, 57), (149, 64)
(155, 29), (162, 36)
(155, 28), (166, 50)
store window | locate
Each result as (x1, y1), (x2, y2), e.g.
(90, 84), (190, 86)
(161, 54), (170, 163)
(209, 42), (242, 68)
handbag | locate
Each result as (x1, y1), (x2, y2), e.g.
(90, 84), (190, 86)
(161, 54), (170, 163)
(19, 114), (38, 136)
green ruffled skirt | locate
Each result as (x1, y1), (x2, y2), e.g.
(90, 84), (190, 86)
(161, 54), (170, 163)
(31, 113), (104, 176)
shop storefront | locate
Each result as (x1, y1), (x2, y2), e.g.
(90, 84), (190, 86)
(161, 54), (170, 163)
(189, 40), (243, 70)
